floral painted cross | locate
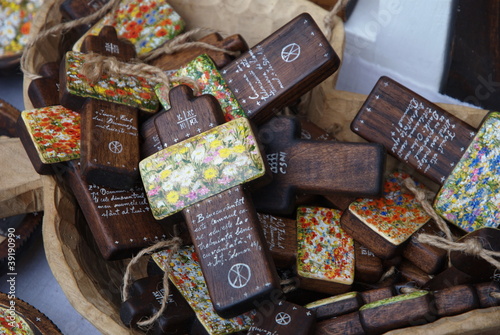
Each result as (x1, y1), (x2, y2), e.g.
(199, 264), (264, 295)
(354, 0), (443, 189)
(60, 26), (144, 189)
(140, 86), (280, 319)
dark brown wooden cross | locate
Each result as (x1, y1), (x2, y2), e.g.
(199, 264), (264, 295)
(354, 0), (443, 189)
(352, 76), (500, 234)
(252, 116), (385, 215)
(120, 274), (195, 333)
(142, 12), (341, 156)
(59, 26), (145, 189)
(140, 86), (280, 318)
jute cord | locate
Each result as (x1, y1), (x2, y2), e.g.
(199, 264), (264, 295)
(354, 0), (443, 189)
(402, 177), (454, 242)
(324, 0), (350, 41)
(79, 52), (200, 99)
(140, 28), (240, 62)
(417, 234), (500, 270)
(402, 176), (500, 271)
(21, 0), (122, 80)
(121, 237), (183, 329)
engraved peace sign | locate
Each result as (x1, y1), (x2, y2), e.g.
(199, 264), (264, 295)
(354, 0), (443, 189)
(281, 43), (301, 63)
(108, 140), (123, 154)
(228, 263), (251, 289)
(275, 312), (291, 326)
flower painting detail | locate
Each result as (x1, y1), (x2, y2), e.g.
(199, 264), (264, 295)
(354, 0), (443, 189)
(348, 172), (431, 245)
(297, 207), (354, 285)
(64, 51), (159, 113)
(21, 106), (81, 164)
(0, 305), (33, 335)
(140, 117), (265, 219)
(73, 0), (184, 55)
(434, 112), (500, 232)
(0, 0), (43, 56)
(152, 246), (254, 334)
(156, 54), (246, 121)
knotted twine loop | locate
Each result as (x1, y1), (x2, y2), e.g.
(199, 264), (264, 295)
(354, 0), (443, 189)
(21, 0), (122, 80)
(80, 52), (200, 100)
(121, 236), (183, 329)
(402, 177), (454, 242)
(323, 0), (350, 41)
(417, 235), (500, 271)
(402, 176), (500, 271)
(140, 27), (241, 63)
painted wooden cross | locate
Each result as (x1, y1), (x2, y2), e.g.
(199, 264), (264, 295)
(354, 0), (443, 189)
(59, 26), (155, 189)
(352, 76), (500, 232)
(252, 116), (386, 215)
(258, 209), (383, 287)
(140, 86), (280, 318)
(146, 12), (340, 146)
(120, 274), (195, 333)
(152, 245), (256, 333)
(340, 172), (432, 260)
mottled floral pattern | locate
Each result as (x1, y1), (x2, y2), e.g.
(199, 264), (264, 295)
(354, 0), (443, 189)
(297, 207), (354, 285)
(0, 305), (33, 335)
(64, 51), (159, 113)
(21, 106), (80, 164)
(156, 54), (245, 121)
(434, 112), (500, 232)
(360, 290), (428, 310)
(73, 0), (184, 55)
(349, 172), (431, 245)
(140, 118), (265, 219)
(152, 246), (254, 334)
(0, 0), (42, 56)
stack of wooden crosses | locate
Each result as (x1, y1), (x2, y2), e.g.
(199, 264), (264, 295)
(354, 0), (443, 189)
(17, 0), (500, 334)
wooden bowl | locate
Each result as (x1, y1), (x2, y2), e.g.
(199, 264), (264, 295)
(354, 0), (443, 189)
(22, 0), (500, 334)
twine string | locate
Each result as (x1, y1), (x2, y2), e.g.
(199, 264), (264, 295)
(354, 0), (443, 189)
(323, 0), (350, 41)
(121, 237), (183, 329)
(140, 27), (240, 62)
(402, 177), (454, 241)
(417, 234), (500, 270)
(401, 176), (500, 271)
(79, 52), (200, 99)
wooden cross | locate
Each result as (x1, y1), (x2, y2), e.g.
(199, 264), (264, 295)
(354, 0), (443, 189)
(152, 245), (256, 333)
(153, 13), (340, 125)
(296, 206), (354, 295)
(140, 87), (280, 318)
(17, 105), (81, 175)
(340, 172), (432, 260)
(352, 76), (500, 232)
(258, 210), (383, 288)
(252, 116), (385, 215)
(120, 274), (194, 333)
(59, 26), (149, 189)
(305, 292), (363, 322)
(248, 300), (315, 335)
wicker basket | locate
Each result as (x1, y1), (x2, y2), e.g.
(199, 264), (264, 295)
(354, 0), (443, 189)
(22, 0), (500, 334)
